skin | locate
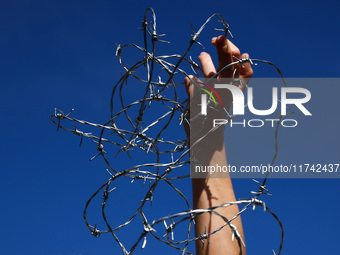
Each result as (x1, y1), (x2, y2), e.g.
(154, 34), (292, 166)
(184, 35), (253, 255)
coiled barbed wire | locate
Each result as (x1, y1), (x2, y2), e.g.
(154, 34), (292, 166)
(51, 8), (289, 255)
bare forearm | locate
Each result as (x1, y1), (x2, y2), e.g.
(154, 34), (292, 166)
(191, 137), (246, 255)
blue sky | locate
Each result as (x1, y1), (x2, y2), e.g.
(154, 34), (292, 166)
(1, 0), (339, 254)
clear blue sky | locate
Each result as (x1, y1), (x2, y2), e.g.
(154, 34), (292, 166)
(1, 0), (339, 254)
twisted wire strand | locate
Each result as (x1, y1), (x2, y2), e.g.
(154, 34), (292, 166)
(51, 8), (288, 255)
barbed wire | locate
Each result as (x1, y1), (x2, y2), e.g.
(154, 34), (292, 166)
(51, 7), (288, 255)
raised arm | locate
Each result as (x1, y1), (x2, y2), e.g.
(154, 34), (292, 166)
(184, 35), (253, 255)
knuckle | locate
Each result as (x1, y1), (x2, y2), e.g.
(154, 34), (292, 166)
(231, 46), (241, 57)
(246, 67), (254, 77)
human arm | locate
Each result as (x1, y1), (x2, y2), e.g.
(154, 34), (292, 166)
(184, 35), (253, 255)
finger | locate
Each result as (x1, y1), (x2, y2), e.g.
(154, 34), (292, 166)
(198, 52), (216, 78)
(183, 76), (192, 136)
(184, 76), (194, 100)
(213, 35), (241, 78)
(228, 40), (241, 59)
(184, 75), (203, 100)
(239, 53), (253, 84)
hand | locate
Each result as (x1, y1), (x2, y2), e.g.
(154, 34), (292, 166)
(184, 35), (253, 139)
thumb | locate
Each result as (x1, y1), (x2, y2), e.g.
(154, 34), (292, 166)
(184, 75), (200, 100)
